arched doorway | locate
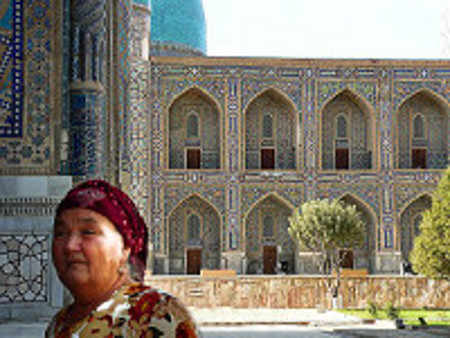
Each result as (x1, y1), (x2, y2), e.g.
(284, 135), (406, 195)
(322, 90), (374, 170)
(245, 90), (297, 170)
(168, 195), (221, 274)
(339, 195), (376, 272)
(168, 88), (221, 169)
(396, 91), (448, 169)
(399, 195), (432, 262)
(244, 194), (294, 274)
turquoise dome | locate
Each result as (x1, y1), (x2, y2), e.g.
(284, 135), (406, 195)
(151, 0), (207, 56)
(133, 0), (150, 6)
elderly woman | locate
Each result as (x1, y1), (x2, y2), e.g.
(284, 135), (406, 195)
(46, 179), (198, 337)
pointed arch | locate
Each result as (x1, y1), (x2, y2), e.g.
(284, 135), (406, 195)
(244, 87), (298, 115)
(167, 193), (222, 220)
(336, 193), (378, 271)
(321, 88), (374, 116)
(398, 193), (433, 217)
(167, 193), (222, 274)
(395, 89), (448, 169)
(244, 88), (299, 170)
(167, 85), (223, 115)
(396, 88), (450, 114)
(398, 193), (432, 261)
(243, 192), (295, 222)
(320, 88), (376, 170)
(337, 193), (378, 226)
(167, 86), (222, 169)
(242, 192), (296, 274)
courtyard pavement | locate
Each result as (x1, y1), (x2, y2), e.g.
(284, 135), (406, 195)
(0, 307), (448, 337)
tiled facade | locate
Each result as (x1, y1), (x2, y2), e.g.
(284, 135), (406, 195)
(0, 0), (448, 320)
(148, 57), (449, 275)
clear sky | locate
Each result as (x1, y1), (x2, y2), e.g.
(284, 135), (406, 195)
(203, 0), (448, 59)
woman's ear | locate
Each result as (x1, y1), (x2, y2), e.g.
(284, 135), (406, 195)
(122, 247), (131, 262)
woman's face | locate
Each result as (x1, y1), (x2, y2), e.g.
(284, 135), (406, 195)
(52, 208), (130, 297)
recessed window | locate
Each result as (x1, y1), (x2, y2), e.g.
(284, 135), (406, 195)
(336, 114), (348, 139)
(187, 113), (199, 138)
(413, 114), (425, 139)
(262, 214), (275, 238)
(262, 113), (273, 139)
(187, 213), (201, 245)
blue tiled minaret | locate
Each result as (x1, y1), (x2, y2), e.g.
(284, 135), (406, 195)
(69, 0), (109, 181)
(69, 0), (133, 183)
(151, 0), (207, 56)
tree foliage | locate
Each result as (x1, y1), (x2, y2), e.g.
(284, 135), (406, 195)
(288, 198), (365, 299)
(410, 168), (450, 280)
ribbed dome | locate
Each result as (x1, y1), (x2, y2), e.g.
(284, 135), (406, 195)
(151, 0), (207, 56)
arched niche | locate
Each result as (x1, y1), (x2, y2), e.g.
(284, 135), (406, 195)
(244, 89), (298, 170)
(321, 90), (374, 170)
(398, 194), (432, 261)
(168, 88), (221, 169)
(339, 194), (377, 272)
(396, 90), (448, 169)
(243, 193), (294, 274)
(167, 195), (221, 274)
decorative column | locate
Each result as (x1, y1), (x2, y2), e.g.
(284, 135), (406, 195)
(376, 69), (401, 273)
(129, 0), (152, 269)
(222, 77), (245, 273)
(69, 0), (108, 181)
(294, 69), (320, 274)
(303, 69), (318, 201)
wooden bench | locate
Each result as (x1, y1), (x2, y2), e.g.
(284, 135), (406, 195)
(200, 269), (237, 278)
(333, 268), (368, 277)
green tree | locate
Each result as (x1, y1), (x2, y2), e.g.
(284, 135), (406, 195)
(288, 199), (365, 303)
(410, 168), (450, 280)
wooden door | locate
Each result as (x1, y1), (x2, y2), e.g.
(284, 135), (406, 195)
(339, 250), (354, 269)
(186, 248), (202, 274)
(335, 148), (349, 169)
(412, 148), (427, 169)
(263, 246), (277, 274)
(187, 148), (201, 169)
(261, 148), (275, 169)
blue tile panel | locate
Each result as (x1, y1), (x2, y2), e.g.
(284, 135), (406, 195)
(0, 0), (23, 137)
(70, 92), (106, 178)
(151, 0), (206, 54)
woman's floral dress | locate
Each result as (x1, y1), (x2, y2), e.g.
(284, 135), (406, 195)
(46, 283), (198, 337)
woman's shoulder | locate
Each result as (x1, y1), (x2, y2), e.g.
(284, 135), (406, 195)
(119, 282), (190, 318)
(114, 282), (198, 337)
(119, 282), (174, 305)
(45, 306), (69, 338)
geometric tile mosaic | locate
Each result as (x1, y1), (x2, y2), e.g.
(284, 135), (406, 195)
(0, 0), (57, 171)
(0, 234), (49, 303)
(0, 0), (23, 137)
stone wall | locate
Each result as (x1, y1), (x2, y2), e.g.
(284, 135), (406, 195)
(145, 275), (450, 309)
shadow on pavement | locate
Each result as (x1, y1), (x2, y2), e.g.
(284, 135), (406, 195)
(334, 326), (450, 337)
